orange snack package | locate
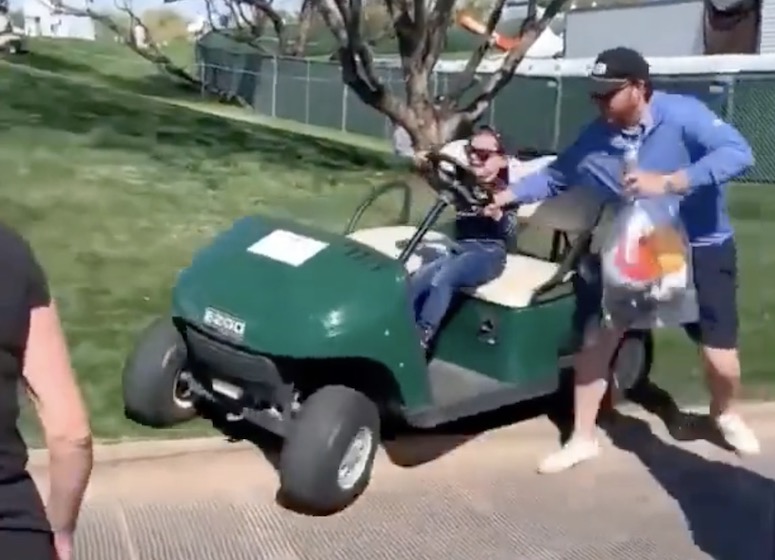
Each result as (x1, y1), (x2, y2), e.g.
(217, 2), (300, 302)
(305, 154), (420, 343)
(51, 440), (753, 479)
(456, 12), (520, 51)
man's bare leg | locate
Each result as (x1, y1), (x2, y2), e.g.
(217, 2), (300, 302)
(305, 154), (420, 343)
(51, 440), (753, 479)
(538, 326), (624, 474)
(701, 345), (760, 454)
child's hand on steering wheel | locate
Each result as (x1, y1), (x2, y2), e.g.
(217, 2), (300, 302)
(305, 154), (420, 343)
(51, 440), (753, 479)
(413, 150), (430, 168)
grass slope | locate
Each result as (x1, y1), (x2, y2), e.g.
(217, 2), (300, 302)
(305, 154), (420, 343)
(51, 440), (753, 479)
(3, 39), (775, 442)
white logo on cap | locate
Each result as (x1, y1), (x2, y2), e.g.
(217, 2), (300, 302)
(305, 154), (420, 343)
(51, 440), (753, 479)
(591, 62), (607, 76)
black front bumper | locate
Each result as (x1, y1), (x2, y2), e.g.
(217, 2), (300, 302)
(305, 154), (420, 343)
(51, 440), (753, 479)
(181, 323), (292, 436)
(183, 324), (283, 388)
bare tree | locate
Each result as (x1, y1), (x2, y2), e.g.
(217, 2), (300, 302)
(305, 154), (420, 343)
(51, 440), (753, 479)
(50, 0), (200, 87)
(315, 0), (570, 149)
(212, 0), (391, 58)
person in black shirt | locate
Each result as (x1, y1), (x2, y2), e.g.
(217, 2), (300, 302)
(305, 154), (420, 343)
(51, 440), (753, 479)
(409, 128), (514, 349)
(0, 224), (92, 560)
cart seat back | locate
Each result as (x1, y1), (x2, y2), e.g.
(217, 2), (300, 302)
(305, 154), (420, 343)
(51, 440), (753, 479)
(515, 187), (607, 235)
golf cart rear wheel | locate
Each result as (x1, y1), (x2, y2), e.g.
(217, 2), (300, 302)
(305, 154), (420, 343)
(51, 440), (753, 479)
(611, 330), (654, 399)
(279, 385), (380, 515)
(122, 317), (197, 428)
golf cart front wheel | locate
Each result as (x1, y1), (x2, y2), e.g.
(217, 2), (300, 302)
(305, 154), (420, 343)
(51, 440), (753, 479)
(279, 385), (380, 515)
(122, 317), (197, 428)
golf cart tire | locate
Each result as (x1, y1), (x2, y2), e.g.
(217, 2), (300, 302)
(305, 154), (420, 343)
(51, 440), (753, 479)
(122, 317), (197, 428)
(279, 385), (380, 515)
(613, 330), (655, 399)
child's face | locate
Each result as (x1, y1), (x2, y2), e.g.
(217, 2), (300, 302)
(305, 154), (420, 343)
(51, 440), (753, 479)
(468, 132), (505, 185)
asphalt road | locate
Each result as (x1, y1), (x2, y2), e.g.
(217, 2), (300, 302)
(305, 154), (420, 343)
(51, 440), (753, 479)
(29, 402), (775, 560)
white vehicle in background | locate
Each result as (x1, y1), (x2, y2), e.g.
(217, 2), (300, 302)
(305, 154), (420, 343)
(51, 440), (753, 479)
(0, 12), (27, 55)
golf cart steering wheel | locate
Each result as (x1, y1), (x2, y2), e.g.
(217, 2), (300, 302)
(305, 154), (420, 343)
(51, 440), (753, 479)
(425, 151), (494, 208)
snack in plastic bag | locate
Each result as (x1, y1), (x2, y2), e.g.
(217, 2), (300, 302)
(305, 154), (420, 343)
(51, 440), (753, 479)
(600, 196), (699, 330)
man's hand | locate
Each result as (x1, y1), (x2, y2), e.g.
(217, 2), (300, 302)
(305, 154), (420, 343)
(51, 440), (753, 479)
(54, 530), (74, 560)
(623, 171), (670, 196)
(483, 189), (516, 218)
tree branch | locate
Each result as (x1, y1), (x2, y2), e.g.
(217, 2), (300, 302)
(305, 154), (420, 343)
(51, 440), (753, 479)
(445, 0), (509, 105)
(239, 0), (287, 52)
(316, 0), (401, 121)
(288, 0), (313, 56)
(462, 0), (570, 121)
(418, 0), (456, 73)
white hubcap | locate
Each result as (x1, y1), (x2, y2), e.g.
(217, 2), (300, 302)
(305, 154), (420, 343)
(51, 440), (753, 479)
(337, 427), (373, 491)
(171, 369), (194, 410)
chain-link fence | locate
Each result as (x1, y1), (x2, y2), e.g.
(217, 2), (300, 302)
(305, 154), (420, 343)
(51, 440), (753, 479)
(196, 43), (775, 183)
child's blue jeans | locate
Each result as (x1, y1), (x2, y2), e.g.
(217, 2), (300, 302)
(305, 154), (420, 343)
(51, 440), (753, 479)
(410, 239), (507, 339)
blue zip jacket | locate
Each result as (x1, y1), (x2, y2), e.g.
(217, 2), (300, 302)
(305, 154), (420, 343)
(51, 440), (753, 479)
(509, 91), (755, 246)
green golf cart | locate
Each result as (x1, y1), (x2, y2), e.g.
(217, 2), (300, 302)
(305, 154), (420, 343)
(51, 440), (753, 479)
(122, 150), (653, 514)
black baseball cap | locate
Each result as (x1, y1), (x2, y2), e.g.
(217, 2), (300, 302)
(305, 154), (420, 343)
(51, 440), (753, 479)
(588, 47), (650, 96)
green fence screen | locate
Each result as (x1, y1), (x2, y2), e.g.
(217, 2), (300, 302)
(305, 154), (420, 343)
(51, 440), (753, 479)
(195, 43), (774, 183)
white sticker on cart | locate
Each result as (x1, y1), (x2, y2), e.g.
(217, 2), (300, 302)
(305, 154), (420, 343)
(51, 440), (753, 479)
(247, 229), (328, 267)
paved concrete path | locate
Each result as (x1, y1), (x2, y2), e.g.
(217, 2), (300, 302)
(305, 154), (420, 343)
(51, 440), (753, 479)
(30, 402), (775, 560)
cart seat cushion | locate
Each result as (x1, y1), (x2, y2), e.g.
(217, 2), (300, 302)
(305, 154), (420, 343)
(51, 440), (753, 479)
(347, 226), (564, 308)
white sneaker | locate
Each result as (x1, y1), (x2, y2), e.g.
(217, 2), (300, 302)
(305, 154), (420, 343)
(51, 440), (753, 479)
(537, 437), (601, 474)
(715, 413), (761, 455)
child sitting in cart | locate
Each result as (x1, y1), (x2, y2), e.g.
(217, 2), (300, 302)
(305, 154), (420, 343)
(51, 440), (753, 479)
(410, 127), (551, 350)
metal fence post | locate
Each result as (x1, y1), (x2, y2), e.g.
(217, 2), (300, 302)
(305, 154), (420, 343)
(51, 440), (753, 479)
(252, 62), (259, 111)
(551, 77), (563, 152)
(305, 60), (311, 125)
(342, 84), (349, 132)
(271, 57), (278, 118)
(725, 75), (737, 123)
(198, 61), (205, 99)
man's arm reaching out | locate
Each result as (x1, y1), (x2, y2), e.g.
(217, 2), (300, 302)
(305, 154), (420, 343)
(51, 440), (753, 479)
(489, 124), (594, 209)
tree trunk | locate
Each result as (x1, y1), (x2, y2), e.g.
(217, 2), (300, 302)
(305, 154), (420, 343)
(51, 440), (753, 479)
(397, 103), (473, 151)
(398, 67), (473, 150)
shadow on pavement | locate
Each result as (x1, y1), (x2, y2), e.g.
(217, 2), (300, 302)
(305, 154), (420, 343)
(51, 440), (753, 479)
(628, 381), (734, 451)
(381, 389), (573, 468)
(202, 382), (574, 472)
(605, 410), (774, 560)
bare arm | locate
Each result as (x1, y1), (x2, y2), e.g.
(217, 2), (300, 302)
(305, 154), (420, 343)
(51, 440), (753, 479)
(23, 301), (93, 534)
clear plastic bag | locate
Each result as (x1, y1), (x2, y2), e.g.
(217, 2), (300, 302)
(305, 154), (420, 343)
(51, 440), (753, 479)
(600, 196), (699, 330)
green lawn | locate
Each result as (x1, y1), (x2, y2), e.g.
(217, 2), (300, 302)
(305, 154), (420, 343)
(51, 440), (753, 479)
(16, 37), (196, 98)
(4, 40), (775, 444)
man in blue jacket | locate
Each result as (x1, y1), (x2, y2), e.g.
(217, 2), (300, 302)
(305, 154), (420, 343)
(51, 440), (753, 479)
(486, 47), (758, 473)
